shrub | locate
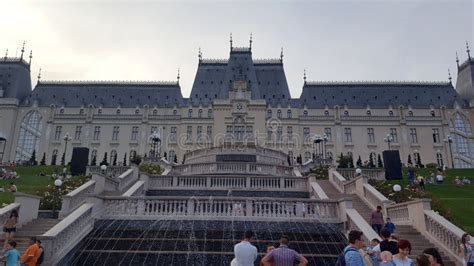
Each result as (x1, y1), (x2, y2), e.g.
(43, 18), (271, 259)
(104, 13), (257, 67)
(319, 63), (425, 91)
(425, 163), (438, 169)
(308, 165), (329, 180)
(130, 154), (142, 165)
(37, 175), (91, 210)
(139, 163), (163, 175)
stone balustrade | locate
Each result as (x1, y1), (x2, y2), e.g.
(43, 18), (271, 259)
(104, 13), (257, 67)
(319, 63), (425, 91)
(41, 203), (95, 265)
(346, 208), (381, 245)
(148, 175), (307, 191)
(0, 203), (21, 231)
(101, 196), (342, 222)
(86, 165), (130, 177)
(117, 168), (136, 191)
(185, 146), (288, 164)
(362, 184), (393, 211)
(337, 168), (385, 181)
(60, 180), (96, 218)
(171, 162), (293, 176)
(329, 168), (346, 193)
(344, 179), (357, 194)
(123, 181), (145, 197)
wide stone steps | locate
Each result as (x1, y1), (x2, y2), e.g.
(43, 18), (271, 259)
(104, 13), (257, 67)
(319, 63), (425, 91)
(0, 218), (61, 254)
(316, 180), (456, 266)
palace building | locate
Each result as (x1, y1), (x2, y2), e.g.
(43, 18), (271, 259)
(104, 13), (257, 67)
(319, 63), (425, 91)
(1, 40), (474, 168)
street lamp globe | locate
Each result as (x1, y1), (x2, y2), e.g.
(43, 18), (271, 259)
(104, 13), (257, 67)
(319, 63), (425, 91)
(54, 179), (63, 188)
(393, 184), (401, 192)
(100, 164), (107, 171)
(355, 168), (362, 174)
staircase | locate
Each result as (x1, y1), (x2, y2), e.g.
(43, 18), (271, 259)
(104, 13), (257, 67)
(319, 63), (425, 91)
(0, 218), (61, 254)
(316, 180), (456, 266)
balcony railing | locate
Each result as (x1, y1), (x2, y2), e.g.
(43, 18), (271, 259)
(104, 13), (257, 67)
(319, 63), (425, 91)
(171, 162), (293, 176)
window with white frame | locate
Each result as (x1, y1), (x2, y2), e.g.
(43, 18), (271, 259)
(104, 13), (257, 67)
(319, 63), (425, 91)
(112, 126), (120, 141)
(246, 126), (253, 138)
(54, 126), (62, 140)
(170, 127), (177, 142)
(207, 109), (212, 118)
(74, 126), (82, 140)
(367, 128), (375, 143)
(344, 128), (352, 142)
(303, 127), (310, 142)
(436, 153), (443, 167)
(91, 149), (97, 162)
(324, 128), (332, 141)
(198, 109), (203, 118)
(287, 110), (292, 119)
(207, 126), (212, 138)
(131, 126), (139, 141)
(390, 128), (398, 143)
(277, 126), (283, 141)
(267, 109), (272, 119)
(188, 109), (193, 118)
(303, 110), (308, 117)
(93, 126), (101, 141)
(432, 128), (440, 143)
(15, 111), (43, 162)
(186, 126), (192, 142)
(409, 128), (418, 143)
(197, 126), (203, 140)
(277, 110), (282, 119)
(287, 126), (293, 142)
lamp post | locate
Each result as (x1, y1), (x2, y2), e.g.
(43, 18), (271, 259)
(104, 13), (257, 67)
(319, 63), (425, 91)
(383, 134), (393, 151)
(393, 184), (401, 203)
(100, 164), (107, 175)
(52, 177), (63, 216)
(313, 134), (323, 161)
(63, 133), (72, 165)
(322, 133), (329, 160)
(444, 135), (455, 169)
(149, 131), (162, 161)
(355, 168), (362, 178)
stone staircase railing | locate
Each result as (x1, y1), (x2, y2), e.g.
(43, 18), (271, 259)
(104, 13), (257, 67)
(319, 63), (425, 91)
(86, 165), (130, 177)
(100, 196), (344, 223)
(346, 208), (381, 245)
(171, 162), (293, 176)
(330, 168), (472, 265)
(146, 175), (307, 191)
(0, 193), (41, 230)
(337, 168), (385, 181)
(40, 203), (95, 266)
(59, 180), (96, 218)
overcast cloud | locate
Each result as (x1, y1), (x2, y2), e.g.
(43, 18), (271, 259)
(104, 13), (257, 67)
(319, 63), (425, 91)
(0, 0), (473, 97)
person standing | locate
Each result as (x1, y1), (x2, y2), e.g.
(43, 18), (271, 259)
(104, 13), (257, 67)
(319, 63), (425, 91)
(0, 240), (20, 266)
(36, 239), (44, 266)
(407, 165), (415, 187)
(3, 210), (18, 249)
(233, 231), (257, 266)
(379, 229), (398, 255)
(335, 230), (366, 266)
(370, 206), (384, 235)
(384, 218), (396, 235)
(261, 235), (308, 266)
(423, 248), (444, 266)
(460, 233), (473, 266)
(20, 237), (40, 266)
(259, 245), (275, 266)
(392, 240), (413, 266)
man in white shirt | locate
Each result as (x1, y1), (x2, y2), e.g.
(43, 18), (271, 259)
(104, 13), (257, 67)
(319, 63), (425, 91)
(233, 231), (257, 266)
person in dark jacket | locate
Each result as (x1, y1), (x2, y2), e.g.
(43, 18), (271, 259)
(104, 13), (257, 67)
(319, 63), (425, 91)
(379, 229), (398, 255)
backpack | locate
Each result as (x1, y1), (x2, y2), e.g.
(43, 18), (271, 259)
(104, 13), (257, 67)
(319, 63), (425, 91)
(335, 247), (359, 266)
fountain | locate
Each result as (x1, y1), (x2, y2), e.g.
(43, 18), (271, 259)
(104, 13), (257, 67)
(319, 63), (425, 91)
(59, 145), (347, 265)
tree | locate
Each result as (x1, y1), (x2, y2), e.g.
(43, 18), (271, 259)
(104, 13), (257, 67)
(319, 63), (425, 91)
(112, 153), (118, 166)
(60, 152), (66, 166)
(377, 154), (384, 168)
(91, 155), (97, 166)
(40, 152), (46, 166)
(163, 151), (167, 161)
(28, 150), (38, 166)
(407, 154), (412, 165)
(337, 153), (350, 168)
(173, 154), (178, 163)
(356, 156), (362, 167)
(123, 153), (127, 166)
(368, 153), (375, 168)
(51, 153), (57, 166)
(100, 152), (109, 166)
(348, 154), (355, 168)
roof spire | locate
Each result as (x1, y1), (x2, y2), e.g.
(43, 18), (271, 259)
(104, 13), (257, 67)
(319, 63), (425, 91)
(448, 68), (452, 84)
(467, 41), (471, 60)
(4, 49), (8, 61)
(37, 68), (42, 84)
(177, 68), (180, 84)
(280, 47), (284, 62)
(28, 50), (33, 66)
(230, 33), (233, 51)
(303, 69), (307, 85)
(20, 41), (25, 60)
(456, 51), (460, 69)
(249, 33), (253, 50)
(198, 47), (202, 62)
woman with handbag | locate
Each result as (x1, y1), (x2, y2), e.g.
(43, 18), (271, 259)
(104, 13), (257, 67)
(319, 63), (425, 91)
(460, 233), (473, 266)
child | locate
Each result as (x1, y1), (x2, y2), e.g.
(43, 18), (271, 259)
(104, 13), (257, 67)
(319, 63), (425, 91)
(419, 177), (425, 191)
(380, 250), (395, 266)
(384, 218), (396, 234)
(366, 238), (380, 266)
(0, 240), (20, 266)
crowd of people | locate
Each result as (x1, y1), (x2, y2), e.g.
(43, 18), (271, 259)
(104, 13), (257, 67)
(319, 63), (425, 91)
(1, 210), (44, 266)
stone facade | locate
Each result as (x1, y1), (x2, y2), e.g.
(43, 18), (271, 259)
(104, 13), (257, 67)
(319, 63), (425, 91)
(1, 44), (474, 168)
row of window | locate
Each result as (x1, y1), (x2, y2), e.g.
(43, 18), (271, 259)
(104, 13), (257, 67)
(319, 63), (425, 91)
(266, 109), (437, 119)
(58, 108), (214, 118)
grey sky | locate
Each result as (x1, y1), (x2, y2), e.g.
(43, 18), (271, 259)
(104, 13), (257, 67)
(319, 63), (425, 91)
(1, 0), (473, 98)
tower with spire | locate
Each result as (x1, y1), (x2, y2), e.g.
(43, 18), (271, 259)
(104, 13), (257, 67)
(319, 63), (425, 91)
(455, 42), (474, 106)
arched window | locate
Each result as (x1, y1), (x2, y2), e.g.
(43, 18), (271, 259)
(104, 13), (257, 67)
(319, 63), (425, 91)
(51, 149), (58, 165)
(208, 109), (213, 118)
(408, 110), (413, 117)
(324, 110), (329, 116)
(153, 109), (158, 115)
(198, 109), (203, 118)
(326, 151), (333, 160)
(277, 110), (282, 119)
(188, 109), (193, 118)
(430, 110), (435, 117)
(130, 150), (137, 160)
(173, 109), (177, 115)
(169, 150), (176, 163)
(287, 110), (292, 119)
(267, 109), (272, 119)
(135, 109), (140, 114)
(15, 111), (43, 162)
(389, 110), (394, 116)
(303, 110), (308, 117)
(304, 151), (311, 162)
(344, 110), (349, 116)
(450, 113), (473, 166)
(116, 108), (121, 114)
(366, 110), (371, 116)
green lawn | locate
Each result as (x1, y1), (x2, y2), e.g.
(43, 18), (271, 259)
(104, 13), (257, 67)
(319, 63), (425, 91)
(0, 165), (68, 206)
(387, 168), (474, 235)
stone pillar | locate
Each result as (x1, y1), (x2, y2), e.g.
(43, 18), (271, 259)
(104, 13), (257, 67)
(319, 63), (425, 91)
(14, 193), (41, 228)
(246, 199), (253, 217)
(337, 197), (353, 223)
(407, 199), (432, 233)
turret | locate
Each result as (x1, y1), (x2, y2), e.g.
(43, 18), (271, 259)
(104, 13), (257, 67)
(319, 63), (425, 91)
(455, 42), (474, 106)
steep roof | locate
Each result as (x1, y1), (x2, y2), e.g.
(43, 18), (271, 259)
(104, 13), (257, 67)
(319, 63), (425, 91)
(22, 81), (184, 107)
(298, 81), (466, 108)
